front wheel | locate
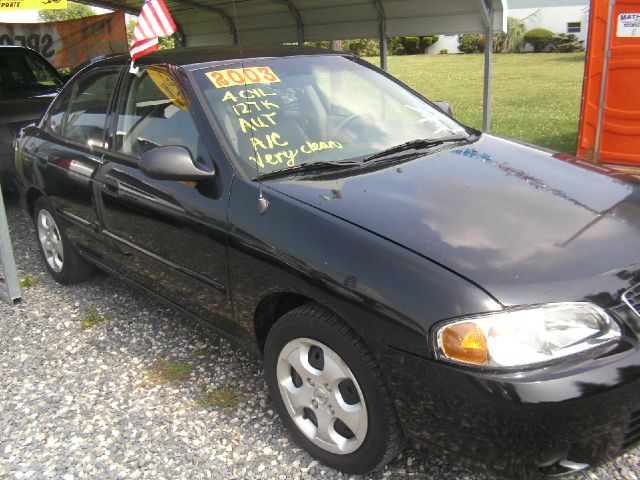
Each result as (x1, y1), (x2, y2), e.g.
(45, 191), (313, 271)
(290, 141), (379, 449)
(264, 303), (402, 474)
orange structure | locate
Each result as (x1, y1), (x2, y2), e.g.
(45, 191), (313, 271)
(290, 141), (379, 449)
(578, 0), (640, 167)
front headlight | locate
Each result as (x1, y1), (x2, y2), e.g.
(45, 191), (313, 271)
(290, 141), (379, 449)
(434, 302), (621, 369)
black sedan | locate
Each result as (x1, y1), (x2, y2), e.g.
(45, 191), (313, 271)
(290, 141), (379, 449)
(13, 46), (640, 479)
(0, 45), (64, 191)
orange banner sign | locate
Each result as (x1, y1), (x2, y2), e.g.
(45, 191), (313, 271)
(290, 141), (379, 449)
(0, 12), (127, 69)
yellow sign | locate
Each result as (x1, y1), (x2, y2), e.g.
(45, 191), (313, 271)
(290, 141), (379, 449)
(147, 69), (188, 111)
(205, 66), (281, 89)
(1, 0), (67, 10)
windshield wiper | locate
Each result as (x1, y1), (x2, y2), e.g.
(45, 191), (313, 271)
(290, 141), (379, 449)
(362, 134), (475, 163)
(254, 160), (360, 180)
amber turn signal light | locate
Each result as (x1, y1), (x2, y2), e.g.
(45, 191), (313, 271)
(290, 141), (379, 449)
(441, 322), (488, 365)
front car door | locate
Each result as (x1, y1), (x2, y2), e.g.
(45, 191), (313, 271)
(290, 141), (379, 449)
(95, 64), (235, 332)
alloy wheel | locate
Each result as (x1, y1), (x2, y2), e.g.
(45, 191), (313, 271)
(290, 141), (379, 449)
(276, 337), (368, 455)
(37, 209), (64, 273)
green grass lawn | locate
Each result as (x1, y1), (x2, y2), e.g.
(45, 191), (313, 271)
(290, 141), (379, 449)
(365, 53), (586, 154)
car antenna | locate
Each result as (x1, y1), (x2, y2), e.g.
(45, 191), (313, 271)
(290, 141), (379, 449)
(231, 0), (270, 215)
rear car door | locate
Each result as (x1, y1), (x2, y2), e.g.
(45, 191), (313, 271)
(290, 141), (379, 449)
(20, 66), (121, 258)
(95, 65), (234, 331)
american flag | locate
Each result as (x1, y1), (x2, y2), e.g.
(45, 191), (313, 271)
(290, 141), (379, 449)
(130, 0), (177, 61)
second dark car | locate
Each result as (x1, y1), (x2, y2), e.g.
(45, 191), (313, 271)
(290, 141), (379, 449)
(0, 45), (64, 190)
(13, 46), (640, 479)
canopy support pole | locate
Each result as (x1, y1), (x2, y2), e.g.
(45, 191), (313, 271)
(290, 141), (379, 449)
(380, 29), (388, 70)
(478, 0), (493, 132)
(0, 183), (20, 305)
(373, 0), (387, 70)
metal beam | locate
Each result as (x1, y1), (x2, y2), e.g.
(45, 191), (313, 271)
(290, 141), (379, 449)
(373, 0), (387, 70)
(479, 0), (493, 132)
(170, 0), (239, 44)
(267, 0), (304, 45)
(475, 0), (491, 28)
(75, 0), (140, 15)
(0, 182), (20, 305)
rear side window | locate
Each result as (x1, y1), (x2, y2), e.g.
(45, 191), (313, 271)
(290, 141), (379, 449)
(65, 68), (120, 149)
(115, 67), (199, 159)
(45, 87), (72, 136)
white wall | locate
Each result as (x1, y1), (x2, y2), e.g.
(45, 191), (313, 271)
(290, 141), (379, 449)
(427, 35), (462, 54)
(510, 6), (590, 43)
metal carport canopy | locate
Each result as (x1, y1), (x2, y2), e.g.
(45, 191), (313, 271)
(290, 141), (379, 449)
(79, 0), (507, 131)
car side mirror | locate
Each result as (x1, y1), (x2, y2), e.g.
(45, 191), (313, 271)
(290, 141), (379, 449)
(434, 101), (453, 117)
(140, 145), (215, 182)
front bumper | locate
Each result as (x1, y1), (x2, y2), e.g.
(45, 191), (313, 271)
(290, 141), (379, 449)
(385, 310), (640, 478)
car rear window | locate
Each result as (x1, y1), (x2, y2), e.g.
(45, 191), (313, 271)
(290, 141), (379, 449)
(0, 49), (62, 92)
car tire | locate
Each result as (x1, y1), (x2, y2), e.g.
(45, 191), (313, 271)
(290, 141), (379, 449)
(264, 303), (403, 474)
(33, 196), (95, 285)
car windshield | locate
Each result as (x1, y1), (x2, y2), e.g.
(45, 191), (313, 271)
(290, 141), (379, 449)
(0, 49), (62, 92)
(193, 55), (468, 177)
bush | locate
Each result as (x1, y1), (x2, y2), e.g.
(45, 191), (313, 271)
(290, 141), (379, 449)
(551, 33), (583, 53)
(393, 45), (406, 55)
(343, 38), (380, 57)
(390, 35), (439, 55)
(458, 34), (484, 53)
(306, 40), (331, 49)
(422, 35), (439, 50)
(524, 28), (554, 52)
(403, 36), (421, 53)
(555, 43), (581, 52)
(493, 32), (506, 53)
(440, 49), (448, 54)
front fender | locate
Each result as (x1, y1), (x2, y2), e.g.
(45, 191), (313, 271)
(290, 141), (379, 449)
(227, 176), (501, 360)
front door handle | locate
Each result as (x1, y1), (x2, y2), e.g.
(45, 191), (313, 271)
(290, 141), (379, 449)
(104, 177), (120, 195)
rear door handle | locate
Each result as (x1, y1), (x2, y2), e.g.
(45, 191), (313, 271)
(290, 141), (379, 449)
(104, 177), (120, 195)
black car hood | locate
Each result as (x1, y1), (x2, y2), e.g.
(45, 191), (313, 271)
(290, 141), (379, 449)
(267, 135), (640, 307)
(0, 90), (57, 129)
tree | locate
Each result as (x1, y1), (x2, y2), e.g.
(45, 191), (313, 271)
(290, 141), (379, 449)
(38, 1), (95, 22)
(523, 28), (554, 53)
(504, 17), (527, 53)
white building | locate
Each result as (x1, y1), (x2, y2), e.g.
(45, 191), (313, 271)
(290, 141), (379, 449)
(427, 0), (590, 54)
(510, 0), (590, 43)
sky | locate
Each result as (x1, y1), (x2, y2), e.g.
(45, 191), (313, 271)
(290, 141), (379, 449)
(0, 11), (40, 22)
(0, 6), (113, 23)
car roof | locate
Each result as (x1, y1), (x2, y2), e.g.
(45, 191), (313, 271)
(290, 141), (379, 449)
(0, 45), (42, 54)
(93, 45), (349, 70)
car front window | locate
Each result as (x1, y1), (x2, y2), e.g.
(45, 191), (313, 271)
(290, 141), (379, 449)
(115, 67), (200, 160)
(193, 55), (467, 177)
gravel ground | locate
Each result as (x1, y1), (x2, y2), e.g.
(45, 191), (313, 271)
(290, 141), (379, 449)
(0, 197), (639, 480)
